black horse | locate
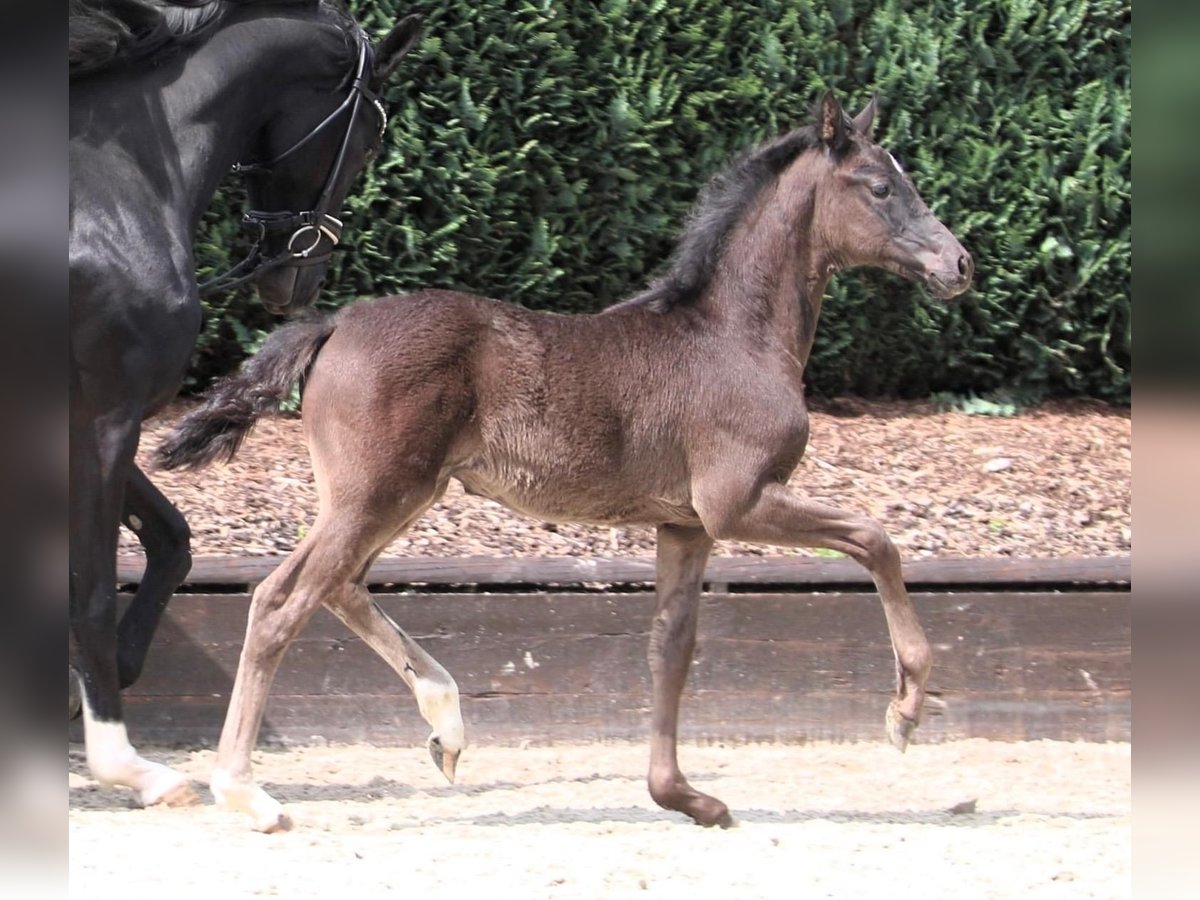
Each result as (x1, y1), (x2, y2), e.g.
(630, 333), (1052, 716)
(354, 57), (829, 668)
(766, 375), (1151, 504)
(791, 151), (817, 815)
(69, 0), (421, 806)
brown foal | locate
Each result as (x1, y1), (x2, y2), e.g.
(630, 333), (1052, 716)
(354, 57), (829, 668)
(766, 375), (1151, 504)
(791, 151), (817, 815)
(160, 92), (973, 831)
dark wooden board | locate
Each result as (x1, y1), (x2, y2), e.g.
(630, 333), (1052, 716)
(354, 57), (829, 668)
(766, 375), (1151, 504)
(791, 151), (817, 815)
(116, 554), (1131, 589)
(117, 691), (1131, 748)
(82, 590), (1131, 746)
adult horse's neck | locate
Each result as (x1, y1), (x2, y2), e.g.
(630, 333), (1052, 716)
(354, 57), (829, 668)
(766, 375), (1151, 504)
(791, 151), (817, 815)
(699, 152), (833, 368)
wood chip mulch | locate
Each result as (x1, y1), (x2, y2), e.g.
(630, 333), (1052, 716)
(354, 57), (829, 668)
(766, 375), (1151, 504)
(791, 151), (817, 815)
(122, 399), (1130, 562)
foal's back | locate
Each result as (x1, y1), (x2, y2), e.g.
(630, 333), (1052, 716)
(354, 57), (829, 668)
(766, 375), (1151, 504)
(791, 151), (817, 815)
(303, 289), (804, 528)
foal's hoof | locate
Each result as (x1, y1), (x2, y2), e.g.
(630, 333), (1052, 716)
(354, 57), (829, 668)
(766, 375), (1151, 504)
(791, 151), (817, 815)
(693, 805), (736, 829)
(428, 734), (459, 784)
(886, 700), (918, 752)
(661, 791), (733, 828)
(212, 770), (289, 833)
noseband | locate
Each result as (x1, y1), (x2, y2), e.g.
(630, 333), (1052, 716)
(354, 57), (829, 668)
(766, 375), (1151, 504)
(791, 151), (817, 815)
(198, 30), (385, 297)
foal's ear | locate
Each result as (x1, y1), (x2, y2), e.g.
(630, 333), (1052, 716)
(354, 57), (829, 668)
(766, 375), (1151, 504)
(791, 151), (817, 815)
(851, 94), (879, 139)
(371, 14), (422, 90)
(817, 91), (850, 153)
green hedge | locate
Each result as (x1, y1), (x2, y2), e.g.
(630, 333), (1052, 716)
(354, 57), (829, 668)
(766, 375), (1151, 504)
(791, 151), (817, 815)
(193, 0), (1131, 402)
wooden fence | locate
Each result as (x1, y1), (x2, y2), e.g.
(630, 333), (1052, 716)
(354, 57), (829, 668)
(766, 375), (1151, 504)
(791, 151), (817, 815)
(94, 555), (1131, 746)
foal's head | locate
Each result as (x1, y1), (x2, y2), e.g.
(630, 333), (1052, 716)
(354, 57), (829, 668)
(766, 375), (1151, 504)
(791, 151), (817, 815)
(245, 13), (423, 315)
(806, 92), (973, 299)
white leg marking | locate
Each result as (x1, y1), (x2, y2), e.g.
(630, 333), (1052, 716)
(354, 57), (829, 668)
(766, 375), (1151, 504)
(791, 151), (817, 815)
(414, 673), (466, 752)
(81, 698), (191, 806)
(374, 605), (466, 752)
(210, 768), (288, 833)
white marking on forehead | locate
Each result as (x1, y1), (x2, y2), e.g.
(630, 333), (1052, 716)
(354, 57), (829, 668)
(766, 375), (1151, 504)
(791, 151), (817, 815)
(888, 152), (904, 174)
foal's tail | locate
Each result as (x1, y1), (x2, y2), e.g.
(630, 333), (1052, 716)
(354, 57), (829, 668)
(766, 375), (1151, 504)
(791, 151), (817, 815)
(156, 316), (336, 471)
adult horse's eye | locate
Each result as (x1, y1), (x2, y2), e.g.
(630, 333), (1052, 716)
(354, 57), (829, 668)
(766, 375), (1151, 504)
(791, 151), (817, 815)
(871, 182), (892, 199)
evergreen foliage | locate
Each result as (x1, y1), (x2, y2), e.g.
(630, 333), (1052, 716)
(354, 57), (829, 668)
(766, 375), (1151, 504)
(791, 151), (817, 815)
(192, 0), (1130, 401)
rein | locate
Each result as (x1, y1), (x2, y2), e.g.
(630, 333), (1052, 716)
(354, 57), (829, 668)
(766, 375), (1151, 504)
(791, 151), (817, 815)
(198, 30), (385, 298)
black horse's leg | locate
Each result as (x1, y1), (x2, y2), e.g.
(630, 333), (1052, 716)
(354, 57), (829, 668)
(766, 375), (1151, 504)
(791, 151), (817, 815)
(70, 406), (194, 806)
(647, 524), (730, 826)
(116, 465), (192, 688)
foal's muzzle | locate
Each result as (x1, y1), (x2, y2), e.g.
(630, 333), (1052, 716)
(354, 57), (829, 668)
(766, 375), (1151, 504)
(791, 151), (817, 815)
(924, 249), (974, 299)
(913, 223), (974, 300)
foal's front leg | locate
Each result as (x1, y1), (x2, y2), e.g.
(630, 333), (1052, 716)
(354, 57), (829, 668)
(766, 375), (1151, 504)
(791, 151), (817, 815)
(697, 482), (932, 749)
(647, 525), (729, 826)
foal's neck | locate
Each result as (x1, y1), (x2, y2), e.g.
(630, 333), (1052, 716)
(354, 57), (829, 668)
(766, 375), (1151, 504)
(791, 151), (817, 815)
(703, 154), (832, 367)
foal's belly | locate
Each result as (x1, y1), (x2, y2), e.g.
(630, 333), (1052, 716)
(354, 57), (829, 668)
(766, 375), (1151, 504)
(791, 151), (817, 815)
(454, 467), (700, 530)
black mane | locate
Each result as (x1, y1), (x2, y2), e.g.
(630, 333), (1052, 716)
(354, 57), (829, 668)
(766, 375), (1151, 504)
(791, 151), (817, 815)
(69, 0), (334, 79)
(611, 125), (822, 314)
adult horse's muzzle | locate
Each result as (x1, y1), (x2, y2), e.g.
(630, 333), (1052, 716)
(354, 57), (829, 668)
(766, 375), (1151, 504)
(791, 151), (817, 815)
(255, 260), (328, 316)
(244, 208), (343, 315)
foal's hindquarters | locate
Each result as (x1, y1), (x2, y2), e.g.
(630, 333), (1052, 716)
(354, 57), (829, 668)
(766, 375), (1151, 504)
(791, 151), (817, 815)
(208, 310), (477, 831)
(210, 540), (465, 832)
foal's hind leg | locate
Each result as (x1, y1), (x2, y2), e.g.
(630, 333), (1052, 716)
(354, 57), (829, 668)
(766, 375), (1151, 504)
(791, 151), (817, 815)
(209, 531), (343, 832)
(212, 487), (463, 832)
(317, 478), (465, 780)
(697, 483), (931, 749)
(646, 525), (729, 826)
(323, 585), (464, 781)
(116, 466), (192, 688)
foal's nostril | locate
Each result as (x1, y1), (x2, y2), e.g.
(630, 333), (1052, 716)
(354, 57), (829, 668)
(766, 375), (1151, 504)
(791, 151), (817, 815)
(957, 253), (973, 278)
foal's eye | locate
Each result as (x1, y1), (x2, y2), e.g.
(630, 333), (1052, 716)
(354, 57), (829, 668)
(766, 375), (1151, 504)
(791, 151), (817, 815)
(871, 182), (892, 199)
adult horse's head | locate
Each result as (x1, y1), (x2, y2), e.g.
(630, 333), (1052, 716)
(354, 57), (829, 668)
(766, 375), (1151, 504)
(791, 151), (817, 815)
(240, 10), (422, 315)
(810, 92), (973, 300)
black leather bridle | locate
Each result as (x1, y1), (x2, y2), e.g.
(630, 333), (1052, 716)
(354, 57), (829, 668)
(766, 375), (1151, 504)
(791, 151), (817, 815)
(198, 30), (385, 297)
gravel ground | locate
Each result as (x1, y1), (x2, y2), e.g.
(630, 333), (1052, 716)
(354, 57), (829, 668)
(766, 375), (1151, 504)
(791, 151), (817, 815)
(69, 739), (1131, 899)
(124, 399), (1130, 561)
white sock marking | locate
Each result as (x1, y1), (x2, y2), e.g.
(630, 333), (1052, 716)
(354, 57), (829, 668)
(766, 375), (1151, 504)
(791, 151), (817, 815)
(80, 696), (188, 805)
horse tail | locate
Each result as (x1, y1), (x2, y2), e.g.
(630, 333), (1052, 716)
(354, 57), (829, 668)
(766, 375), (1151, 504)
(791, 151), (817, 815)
(155, 316), (336, 471)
